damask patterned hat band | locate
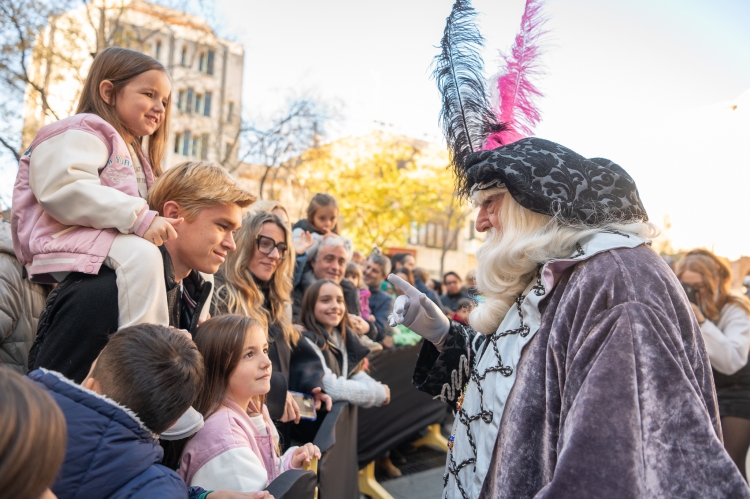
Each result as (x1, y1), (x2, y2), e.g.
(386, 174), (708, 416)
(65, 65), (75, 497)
(464, 137), (648, 225)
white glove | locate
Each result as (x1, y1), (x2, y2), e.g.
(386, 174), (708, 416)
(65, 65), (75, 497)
(387, 274), (450, 346)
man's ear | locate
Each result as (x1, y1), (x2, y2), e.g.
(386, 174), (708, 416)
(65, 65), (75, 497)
(162, 200), (181, 219)
(99, 80), (115, 105)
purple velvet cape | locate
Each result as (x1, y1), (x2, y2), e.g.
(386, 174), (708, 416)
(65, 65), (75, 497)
(414, 245), (750, 498)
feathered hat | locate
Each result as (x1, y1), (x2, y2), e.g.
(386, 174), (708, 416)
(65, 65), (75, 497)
(433, 0), (647, 225)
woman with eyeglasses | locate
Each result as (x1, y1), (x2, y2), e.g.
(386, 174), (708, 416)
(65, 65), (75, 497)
(212, 211), (331, 449)
(677, 248), (750, 480)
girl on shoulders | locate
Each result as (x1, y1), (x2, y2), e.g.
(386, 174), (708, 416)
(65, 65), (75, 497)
(12, 46), (179, 328)
(180, 315), (320, 492)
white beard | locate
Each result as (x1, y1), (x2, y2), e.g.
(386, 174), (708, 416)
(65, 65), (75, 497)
(469, 228), (536, 335)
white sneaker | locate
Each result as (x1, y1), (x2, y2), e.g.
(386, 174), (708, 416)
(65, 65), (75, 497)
(160, 406), (204, 440)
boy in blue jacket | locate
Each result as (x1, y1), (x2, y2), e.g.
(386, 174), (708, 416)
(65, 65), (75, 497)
(28, 324), (272, 499)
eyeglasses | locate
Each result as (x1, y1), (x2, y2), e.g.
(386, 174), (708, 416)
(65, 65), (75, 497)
(256, 235), (288, 260)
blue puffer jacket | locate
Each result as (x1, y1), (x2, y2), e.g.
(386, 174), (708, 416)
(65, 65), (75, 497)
(28, 369), (205, 499)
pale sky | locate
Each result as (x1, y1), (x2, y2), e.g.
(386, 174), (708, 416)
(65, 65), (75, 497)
(217, 0), (750, 258)
(3, 0), (749, 258)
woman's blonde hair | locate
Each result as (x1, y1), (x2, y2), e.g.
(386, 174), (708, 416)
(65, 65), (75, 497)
(0, 369), (67, 499)
(676, 249), (750, 321)
(252, 200), (289, 217)
(214, 211), (299, 346)
(470, 186), (658, 334)
(147, 161), (255, 219)
(76, 47), (171, 177)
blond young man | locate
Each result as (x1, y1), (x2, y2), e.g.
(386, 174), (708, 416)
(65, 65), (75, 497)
(29, 161), (255, 384)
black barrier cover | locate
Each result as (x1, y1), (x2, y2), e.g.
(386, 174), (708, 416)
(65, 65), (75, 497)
(265, 469), (317, 499)
(314, 402), (359, 499)
(357, 342), (447, 466)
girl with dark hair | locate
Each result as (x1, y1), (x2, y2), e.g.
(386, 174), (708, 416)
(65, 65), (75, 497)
(300, 279), (390, 407)
(677, 248), (750, 479)
(180, 315), (320, 492)
(0, 369), (66, 499)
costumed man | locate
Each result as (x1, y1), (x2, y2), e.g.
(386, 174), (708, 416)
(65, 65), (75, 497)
(387, 1), (750, 498)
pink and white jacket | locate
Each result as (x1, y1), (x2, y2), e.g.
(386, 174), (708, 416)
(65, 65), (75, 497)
(11, 113), (157, 283)
(179, 399), (300, 492)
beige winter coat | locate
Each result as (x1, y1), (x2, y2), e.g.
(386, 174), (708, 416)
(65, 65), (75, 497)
(0, 220), (49, 372)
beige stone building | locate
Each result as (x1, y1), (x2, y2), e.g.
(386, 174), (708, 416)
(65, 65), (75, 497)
(22, 0), (243, 170)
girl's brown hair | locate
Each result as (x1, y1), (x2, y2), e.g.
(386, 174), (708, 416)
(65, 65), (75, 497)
(306, 193), (339, 233)
(193, 315), (267, 420)
(300, 279), (366, 375)
(0, 369), (67, 499)
(214, 211), (299, 346)
(676, 248), (750, 320)
(76, 46), (171, 177)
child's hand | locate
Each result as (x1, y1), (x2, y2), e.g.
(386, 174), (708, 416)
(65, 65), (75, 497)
(349, 314), (370, 336)
(310, 387), (333, 411)
(280, 391), (301, 424)
(294, 230), (314, 256)
(291, 442), (322, 468)
(381, 384), (391, 405)
(143, 216), (183, 246)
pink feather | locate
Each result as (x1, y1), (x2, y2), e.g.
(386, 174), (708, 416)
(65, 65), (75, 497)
(482, 0), (547, 149)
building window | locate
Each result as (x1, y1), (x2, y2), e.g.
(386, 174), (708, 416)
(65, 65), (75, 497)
(186, 88), (194, 113)
(195, 94), (203, 115)
(206, 50), (215, 75)
(227, 101), (234, 121)
(182, 131), (191, 156)
(181, 46), (187, 66)
(201, 134), (209, 160)
(198, 52), (206, 72)
(203, 92), (212, 117)
(192, 137), (200, 158)
(177, 90), (185, 112)
(409, 222), (458, 250)
(155, 40), (161, 60)
(174, 133), (182, 154)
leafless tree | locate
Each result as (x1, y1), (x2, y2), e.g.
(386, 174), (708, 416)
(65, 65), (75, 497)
(235, 98), (333, 200)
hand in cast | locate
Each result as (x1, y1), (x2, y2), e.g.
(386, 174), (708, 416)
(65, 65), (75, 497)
(387, 274), (449, 346)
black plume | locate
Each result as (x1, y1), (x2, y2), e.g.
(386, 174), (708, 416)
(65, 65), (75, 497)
(433, 0), (501, 198)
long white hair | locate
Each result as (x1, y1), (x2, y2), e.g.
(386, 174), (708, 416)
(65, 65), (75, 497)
(469, 186), (658, 335)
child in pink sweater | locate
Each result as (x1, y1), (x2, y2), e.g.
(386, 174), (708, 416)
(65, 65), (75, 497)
(179, 315), (320, 492)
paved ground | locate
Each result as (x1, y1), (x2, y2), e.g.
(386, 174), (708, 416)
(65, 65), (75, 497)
(381, 468), (445, 499)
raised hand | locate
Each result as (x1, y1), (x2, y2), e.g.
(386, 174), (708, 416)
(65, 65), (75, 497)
(294, 230), (314, 256)
(387, 274), (450, 345)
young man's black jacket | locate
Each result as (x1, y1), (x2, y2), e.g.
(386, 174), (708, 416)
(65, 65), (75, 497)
(28, 246), (212, 383)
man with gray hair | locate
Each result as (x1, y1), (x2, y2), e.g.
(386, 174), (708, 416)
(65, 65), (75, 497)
(388, 138), (749, 498)
(292, 236), (375, 339)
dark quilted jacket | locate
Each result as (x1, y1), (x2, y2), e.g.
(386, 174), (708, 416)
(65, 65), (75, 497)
(28, 369), (194, 499)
